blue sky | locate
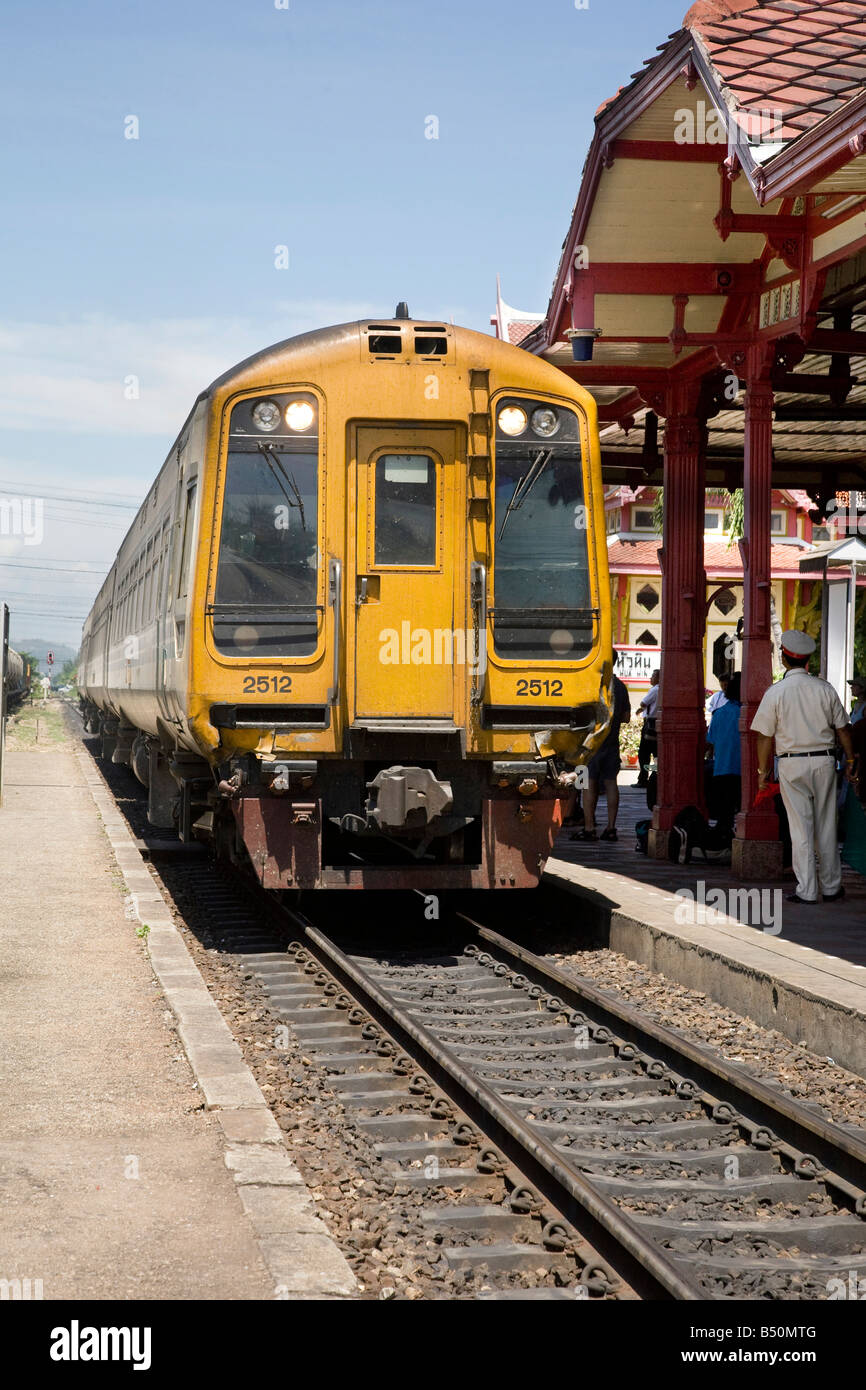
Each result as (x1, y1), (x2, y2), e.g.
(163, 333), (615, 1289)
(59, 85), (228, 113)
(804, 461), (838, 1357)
(0, 0), (687, 649)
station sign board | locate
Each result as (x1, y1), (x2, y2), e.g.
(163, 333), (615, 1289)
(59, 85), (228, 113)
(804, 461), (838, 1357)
(615, 645), (660, 685)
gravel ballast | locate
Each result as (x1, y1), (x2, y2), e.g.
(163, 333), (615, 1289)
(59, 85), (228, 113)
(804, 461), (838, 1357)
(543, 945), (866, 1134)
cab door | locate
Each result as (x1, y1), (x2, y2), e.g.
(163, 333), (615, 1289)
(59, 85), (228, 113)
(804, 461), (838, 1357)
(352, 426), (461, 720)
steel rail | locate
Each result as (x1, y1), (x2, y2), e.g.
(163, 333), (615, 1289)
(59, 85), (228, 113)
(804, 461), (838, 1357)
(298, 916), (701, 1301)
(461, 914), (866, 1193)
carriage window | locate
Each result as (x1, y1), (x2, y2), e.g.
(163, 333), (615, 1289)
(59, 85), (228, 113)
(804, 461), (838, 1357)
(213, 449), (319, 656)
(177, 483), (197, 599)
(374, 454), (437, 567)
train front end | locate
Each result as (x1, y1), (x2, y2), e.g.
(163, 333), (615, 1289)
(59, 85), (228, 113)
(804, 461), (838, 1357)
(187, 318), (613, 889)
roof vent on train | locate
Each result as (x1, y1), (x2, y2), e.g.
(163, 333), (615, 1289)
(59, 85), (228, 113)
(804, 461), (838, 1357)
(363, 310), (451, 361)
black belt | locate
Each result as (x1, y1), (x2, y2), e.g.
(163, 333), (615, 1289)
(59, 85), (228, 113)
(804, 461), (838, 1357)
(777, 750), (834, 759)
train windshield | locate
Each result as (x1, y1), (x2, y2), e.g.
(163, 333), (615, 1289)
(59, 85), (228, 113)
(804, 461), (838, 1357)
(212, 446), (319, 656)
(493, 441), (593, 661)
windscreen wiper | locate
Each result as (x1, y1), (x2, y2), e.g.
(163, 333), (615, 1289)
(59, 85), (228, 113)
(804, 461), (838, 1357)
(497, 448), (553, 540)
(258, 443), (307, 531)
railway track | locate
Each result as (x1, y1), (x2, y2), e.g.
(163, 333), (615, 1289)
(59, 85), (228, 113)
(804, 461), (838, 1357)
(168, 856), (866, 1300)
(276, 911), (866, 1300)
(86, 732), (866, 1300)
(166, 865), (616, 1299)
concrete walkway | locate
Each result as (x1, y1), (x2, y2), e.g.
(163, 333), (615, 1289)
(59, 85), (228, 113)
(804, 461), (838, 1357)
(0, 714), (353, 1300)
(556, 778), (866, 964)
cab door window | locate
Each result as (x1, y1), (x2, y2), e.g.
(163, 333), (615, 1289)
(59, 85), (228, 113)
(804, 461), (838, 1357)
(374, 455), (437, 567)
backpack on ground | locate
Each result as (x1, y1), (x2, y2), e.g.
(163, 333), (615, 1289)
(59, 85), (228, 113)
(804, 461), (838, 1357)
(635, 818), (651, 855)
(668, 805), (732, 865)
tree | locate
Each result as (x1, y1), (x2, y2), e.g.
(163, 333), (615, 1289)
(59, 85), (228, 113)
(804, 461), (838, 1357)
(651, 487), (744, 537)
(57, 657), (78, 687)
(16, 651), (39, 692)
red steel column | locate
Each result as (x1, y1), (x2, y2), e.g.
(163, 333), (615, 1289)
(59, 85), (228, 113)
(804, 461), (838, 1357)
(651, 410), (707, 849)
(734, 365), (781, 864)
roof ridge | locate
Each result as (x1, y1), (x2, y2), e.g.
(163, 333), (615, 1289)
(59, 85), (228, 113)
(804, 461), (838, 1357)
(694, 2), (866, 39)
(684, 0), (768, 23)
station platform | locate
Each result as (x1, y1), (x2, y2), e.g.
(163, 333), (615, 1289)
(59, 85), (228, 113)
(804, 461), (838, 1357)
(547, 780), (866, 1079)
(0, 702), (355, 1300)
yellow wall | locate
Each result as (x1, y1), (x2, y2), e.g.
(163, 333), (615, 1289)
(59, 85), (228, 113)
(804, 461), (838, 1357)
(618, 574), (789, 701)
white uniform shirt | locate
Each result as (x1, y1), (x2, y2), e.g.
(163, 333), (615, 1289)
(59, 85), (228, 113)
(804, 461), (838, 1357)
(750, 669), (849, 754)
(640, 685), (659, 719)
(707, 690), (728, 715)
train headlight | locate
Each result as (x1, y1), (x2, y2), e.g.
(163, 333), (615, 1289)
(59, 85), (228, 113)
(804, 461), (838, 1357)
(251, 400), (282, 432)
(498, 405), (527, 436)
(285, 400), (316, 432)
(531, 406), (560, 437)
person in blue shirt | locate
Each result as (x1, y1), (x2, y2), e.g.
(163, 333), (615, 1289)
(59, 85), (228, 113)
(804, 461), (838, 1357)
(848, 676), (866, 725)
(707, 671), (742, 838)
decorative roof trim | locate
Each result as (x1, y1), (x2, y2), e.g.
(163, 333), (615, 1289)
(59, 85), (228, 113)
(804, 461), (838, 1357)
(536, 14), (866, 349)
(758, 89), (866, 204)
(542, 30), (694, 350)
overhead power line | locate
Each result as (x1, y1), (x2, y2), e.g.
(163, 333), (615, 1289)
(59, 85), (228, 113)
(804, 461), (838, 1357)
(0, 561), (107, 575)
(0, 566), (104, 578)
(0, 480), (141, 508)
(9, 612), (88, 622)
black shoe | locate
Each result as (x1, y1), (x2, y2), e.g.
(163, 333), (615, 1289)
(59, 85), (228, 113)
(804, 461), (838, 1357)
(822, 888), (845, 902)
(636, 778), (648, 788)
(599, 827), (618, 842)
(786, 893), (819, 904)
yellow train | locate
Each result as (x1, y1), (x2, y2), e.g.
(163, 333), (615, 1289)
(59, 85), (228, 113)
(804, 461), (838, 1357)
(80, 310), (612, 889)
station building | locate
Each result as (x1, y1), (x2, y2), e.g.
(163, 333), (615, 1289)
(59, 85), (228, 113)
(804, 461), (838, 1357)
(603, 484), (821, 698)
(493, 0), (866, 875)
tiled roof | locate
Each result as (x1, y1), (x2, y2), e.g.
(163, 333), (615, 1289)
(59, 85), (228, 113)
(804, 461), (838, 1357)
(508, 320), (541, 345)
(685, 0), (866, 141)
(783, 488), (816, 511)
(607, 537), (809, 577)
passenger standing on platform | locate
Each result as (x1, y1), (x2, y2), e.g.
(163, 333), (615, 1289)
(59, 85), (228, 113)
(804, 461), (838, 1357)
(572, 659), (631, 842)
(707, 673), (730, 718)
(751, 630), (856, 905)
(841, 713), (866, 876)
(706, 672), (741, 838)
(848, 675), (866, 724)
(636, 668), (659, 789)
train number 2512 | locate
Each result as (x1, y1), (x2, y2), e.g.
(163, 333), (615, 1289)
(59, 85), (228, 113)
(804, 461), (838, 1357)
(517, 679), (563, 697)
(243, 675), (293, 693)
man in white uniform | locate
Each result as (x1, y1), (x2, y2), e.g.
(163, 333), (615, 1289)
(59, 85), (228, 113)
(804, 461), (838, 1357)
(752, 630), (855, 904)
(636, 668), (660, 788)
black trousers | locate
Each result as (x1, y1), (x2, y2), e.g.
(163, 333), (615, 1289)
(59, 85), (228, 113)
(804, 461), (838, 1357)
(708, 774), (741, 838)
(637, 719), (657, 781)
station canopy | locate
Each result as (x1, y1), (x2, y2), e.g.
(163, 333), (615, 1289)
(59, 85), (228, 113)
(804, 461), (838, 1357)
(516, 0), (866, 496)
